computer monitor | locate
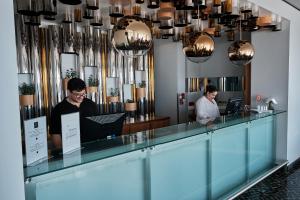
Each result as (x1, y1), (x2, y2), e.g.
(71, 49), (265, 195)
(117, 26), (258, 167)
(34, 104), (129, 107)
(81, 113), (125, 143)
(225, 97), (244, 115)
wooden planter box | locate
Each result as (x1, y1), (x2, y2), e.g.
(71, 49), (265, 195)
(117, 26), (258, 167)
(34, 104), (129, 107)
(125, 102), (137, 111)
(136, 88), (146, 99)
(108, 96), (119, 103)
(87, 86), (98, 93)
(19, 95), (34, 106)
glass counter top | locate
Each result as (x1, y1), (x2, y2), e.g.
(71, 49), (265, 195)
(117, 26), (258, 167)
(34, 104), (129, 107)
(24, 110), (286, 179)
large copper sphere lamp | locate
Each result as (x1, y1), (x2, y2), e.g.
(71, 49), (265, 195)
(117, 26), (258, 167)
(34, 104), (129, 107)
(228, 40), (254, 65)
(112, 16), (153, 57)
(183, 32), (215, 63)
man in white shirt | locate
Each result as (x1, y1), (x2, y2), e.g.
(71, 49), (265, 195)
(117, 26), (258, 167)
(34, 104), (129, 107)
(196, 85), (220, 124)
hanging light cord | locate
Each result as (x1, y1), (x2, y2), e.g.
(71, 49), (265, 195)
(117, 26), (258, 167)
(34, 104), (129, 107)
(239, 2), (242, 40)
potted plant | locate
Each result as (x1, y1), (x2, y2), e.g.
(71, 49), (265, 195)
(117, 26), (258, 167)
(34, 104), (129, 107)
(87, 75), (98, 93)
(136, 81), (146, 99)
(125, 99), (137, 111)
(108, 88), (119, 103)
(19, 82), (35, 106)
(63, 68), (77, 91)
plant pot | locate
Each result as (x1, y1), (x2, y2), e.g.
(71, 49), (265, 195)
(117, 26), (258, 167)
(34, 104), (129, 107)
(63, 78), (70, 91)
(87, 86), (98, 93)
(108, 96), (119, 103)
(19, 95), (34, 106)
(136, 88), (146, 99)
(125, 102), (137, 111)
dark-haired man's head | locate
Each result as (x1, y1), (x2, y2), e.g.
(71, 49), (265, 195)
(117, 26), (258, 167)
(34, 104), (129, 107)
(205, 85), (218, 101)
(67, 78), (86, 103)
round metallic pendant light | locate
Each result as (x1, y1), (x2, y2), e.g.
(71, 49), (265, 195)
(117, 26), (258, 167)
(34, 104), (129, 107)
(183, 32), (215, 63)
(182, 0), (215, 63)
(112, 15), (153, 57)
(228, 40), (254, 65)
(227, 1), (255, 66)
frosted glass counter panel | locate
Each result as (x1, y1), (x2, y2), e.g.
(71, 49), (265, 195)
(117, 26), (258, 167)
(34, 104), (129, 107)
(150, 134), (210, 200)
(26, 151), (147, 200)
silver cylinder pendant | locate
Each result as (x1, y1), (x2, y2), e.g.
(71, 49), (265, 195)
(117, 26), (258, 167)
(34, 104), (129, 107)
(62, 22), (76, 54)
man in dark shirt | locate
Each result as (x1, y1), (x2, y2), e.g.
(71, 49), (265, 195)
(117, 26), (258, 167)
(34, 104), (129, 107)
(50, 78), (98, 149)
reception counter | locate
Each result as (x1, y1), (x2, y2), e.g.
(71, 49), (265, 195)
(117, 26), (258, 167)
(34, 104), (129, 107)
(24, 111), (286, 200)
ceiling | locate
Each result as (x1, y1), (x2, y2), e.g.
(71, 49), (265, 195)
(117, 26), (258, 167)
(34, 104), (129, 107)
(283, 0), (300, 11)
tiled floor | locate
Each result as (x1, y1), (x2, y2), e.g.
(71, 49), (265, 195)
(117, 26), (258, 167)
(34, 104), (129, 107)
(236, 163), (300, 199)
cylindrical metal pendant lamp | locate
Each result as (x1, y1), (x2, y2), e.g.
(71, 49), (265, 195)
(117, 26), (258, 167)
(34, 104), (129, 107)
(86, 0), (99, 10)
(147, 0), (159, 9)
(74, 8), (82, 22)
(133, 4), (141, 16)
(90, 10), (103, 26)
(15, 14), (31, 74)
(17, 0), (42, 16)
(109, 5), (124, 18)
(83, 7), (94, 19)
(62, 6), (73, 23)
(84, 26), (95, 67)
(42, 0), (57, 16)
(175, 10), (187, 27)
(24, 15), (41, 26)
(59, 0), (82, 5)
(47, 25), (63, 108)
(159, 19), (174, 29)
(62, 22), (76, 54)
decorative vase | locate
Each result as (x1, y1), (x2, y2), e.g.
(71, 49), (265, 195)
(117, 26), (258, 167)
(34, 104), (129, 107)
(19, 95), (34, 106)
(125, 102), (137, 111)
(87, 86), (98, 93)
(108, 96), (119, 103)
(136, 88), (146, 99)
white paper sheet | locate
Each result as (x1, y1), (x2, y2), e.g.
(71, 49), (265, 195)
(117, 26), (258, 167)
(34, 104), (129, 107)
(61, 112), (81, 154)
(24, 116), (48, 165)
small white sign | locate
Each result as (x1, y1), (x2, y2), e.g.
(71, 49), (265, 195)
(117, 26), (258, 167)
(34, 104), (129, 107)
(61, 112), (81, 154)
(24, 116), (48, 166)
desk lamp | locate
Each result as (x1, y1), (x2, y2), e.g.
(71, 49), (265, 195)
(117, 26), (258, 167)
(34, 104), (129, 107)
(265, 97), (278, 110)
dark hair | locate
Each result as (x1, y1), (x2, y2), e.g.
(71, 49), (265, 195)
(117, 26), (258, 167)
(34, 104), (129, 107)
(67, 78), (86, 92)
(205, 85), (218, 94)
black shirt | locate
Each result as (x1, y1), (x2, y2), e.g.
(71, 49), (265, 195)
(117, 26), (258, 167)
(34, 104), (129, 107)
(49, 98), (99, 142)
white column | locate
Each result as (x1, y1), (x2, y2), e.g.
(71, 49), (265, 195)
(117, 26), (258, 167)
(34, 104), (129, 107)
(0, 0), (25, 200)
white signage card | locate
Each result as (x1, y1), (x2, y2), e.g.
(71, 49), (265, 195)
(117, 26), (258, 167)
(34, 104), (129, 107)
(61, 112), (81, 154)
(24, 116), (48, 166)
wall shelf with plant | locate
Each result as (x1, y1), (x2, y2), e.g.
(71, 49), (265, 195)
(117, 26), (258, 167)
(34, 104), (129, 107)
(108, 88), (119, 103)
(19, 82), (35, 106)
(87, 75), (98, 93)
(136, 80), (146, 99)
(63, 68), (78, 91)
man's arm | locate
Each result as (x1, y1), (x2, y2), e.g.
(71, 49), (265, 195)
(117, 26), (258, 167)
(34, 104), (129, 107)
(51, 134), (62, 149)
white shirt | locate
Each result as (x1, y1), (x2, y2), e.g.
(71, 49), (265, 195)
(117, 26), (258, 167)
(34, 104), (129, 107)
(196, 96), (220, 122)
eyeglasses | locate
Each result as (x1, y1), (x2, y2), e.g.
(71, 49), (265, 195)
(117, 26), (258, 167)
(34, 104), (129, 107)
(71, 92), (87, 98)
